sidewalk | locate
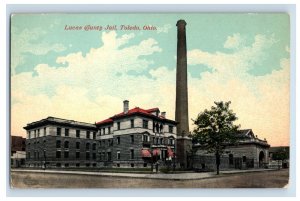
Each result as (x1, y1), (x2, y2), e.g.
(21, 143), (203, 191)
(11, 168), (278, 180)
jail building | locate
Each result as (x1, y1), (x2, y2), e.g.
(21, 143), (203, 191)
(96, 100), (177, 168)
(24, 117), (98, 168)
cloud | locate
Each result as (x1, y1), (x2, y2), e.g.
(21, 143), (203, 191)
(11, 31), (165, 136)
(11, 27), (67, 75)
(11, 31), (289, 147)
(224, 33), (242, 49)
(157, 24), (172, 34)
(187, 33), (289, 146)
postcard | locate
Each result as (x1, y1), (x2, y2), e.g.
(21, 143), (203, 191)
(10, 13), (290, 188)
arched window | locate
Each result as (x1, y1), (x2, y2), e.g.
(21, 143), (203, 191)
(56, 140), (61, 148)
(86, 142), (90, 150)
(64, 141), (69, 149)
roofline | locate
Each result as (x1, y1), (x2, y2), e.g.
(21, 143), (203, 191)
(24, 117), (97, 130)
(110, 112), (177, 124)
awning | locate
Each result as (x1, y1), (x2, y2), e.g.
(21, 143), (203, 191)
(141, 149), (151, 157)
(167, 147), (174, 157)
(153, 149), (161, 156)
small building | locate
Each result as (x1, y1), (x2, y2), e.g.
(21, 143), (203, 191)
(192, 129), (270, 171)
(268, 146), (289, 169)
(11, 136), (26, 168)
(24, 117), (98, 168)
(96, 100), (177, 168)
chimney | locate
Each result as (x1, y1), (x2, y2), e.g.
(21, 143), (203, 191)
(161, 112), (166, 118)
(123, 100), (129, 114)
(175, 19), (189, 136)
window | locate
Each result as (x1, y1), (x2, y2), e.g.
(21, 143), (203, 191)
(131, 119), (134, 128)
(27, 152), (30, 159)
(143, 163), (147, 167)
(160, 138), (163, 145)
(64, 151), (69, 158)
(107, 152), (111, 161)
(56, 151), (61, 158)
(108, 139), (113, 146)
(86, 163), (90, 167)
(93, 132), (96, 139)
(117, 163), (120, 167)
(99, 129), (101, 136)
(34, 130), (36, 138)
(117, 137), (120, 145)
(76, 130), (80, 138)
(86, 143), (90, 150)
(143, 135), (149, 142)
(38, 129), (40, 137)
(143, 120), (148, 129)
(86, 131), (90, 139)
(130, 149), (134, 159)
(65, 128), (69, 137)
(92, 163), (96, 167)
(243, 156), (247, 163)
(86, 152), (90, 160)
(108, 127), (111, 134)
(169, 125), (173, 133)
(65, 163), (69, 167)
(76, 163), (80, 167)
(44, 127), (46, 136)
(56, 140), (61, 148)
(92, 143), (96, 150)
(37, 152), (39, 159)
(76, 152), (80, 159)
(117, 122), (121, 130)
(229, 154), (234, 165)
(56, 163), (61, 167)
(103, 128), (105, 135)
(117, 151), (120, 160)
(130, 135), (134, 143)
(131, 163), (134, 168)
(76, 142), (80, 149)
(156, 138), (159, 144)
(99, 141), (102, 147)
(169, 138), (174, 145)
(64, 141), (69, 149)
(92, 153), (96, 160)
(57, 127), (61, 136)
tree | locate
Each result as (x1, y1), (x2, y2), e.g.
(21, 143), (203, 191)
(192, 101), (240, 175)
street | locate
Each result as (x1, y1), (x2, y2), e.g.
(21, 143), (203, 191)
(10, 169), (289, 188)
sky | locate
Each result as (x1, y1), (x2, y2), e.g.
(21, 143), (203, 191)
(10, 13), (290, 146)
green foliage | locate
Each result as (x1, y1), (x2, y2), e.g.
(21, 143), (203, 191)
(192, 101), (240, 153)
(272, 151), (288, 161)
(192, 101), (240, 174)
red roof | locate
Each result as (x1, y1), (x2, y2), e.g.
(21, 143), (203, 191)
(96, 118), (113, 125)
(96, 106), (175, 126)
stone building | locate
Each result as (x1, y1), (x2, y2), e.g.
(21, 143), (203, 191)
(96, 100), (177, 168)
(24, 117), (98, 168)
(192, 129), (270, 171)
(23, 100), (177, 169)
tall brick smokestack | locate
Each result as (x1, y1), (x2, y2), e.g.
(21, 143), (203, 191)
(175, 19), (192, 169)
(175, 19), (189, 137)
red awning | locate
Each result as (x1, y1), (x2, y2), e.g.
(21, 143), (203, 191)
(153, 149), (161, 156)
(167, 148), (174, 157)
(141, 149), (151, 157)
